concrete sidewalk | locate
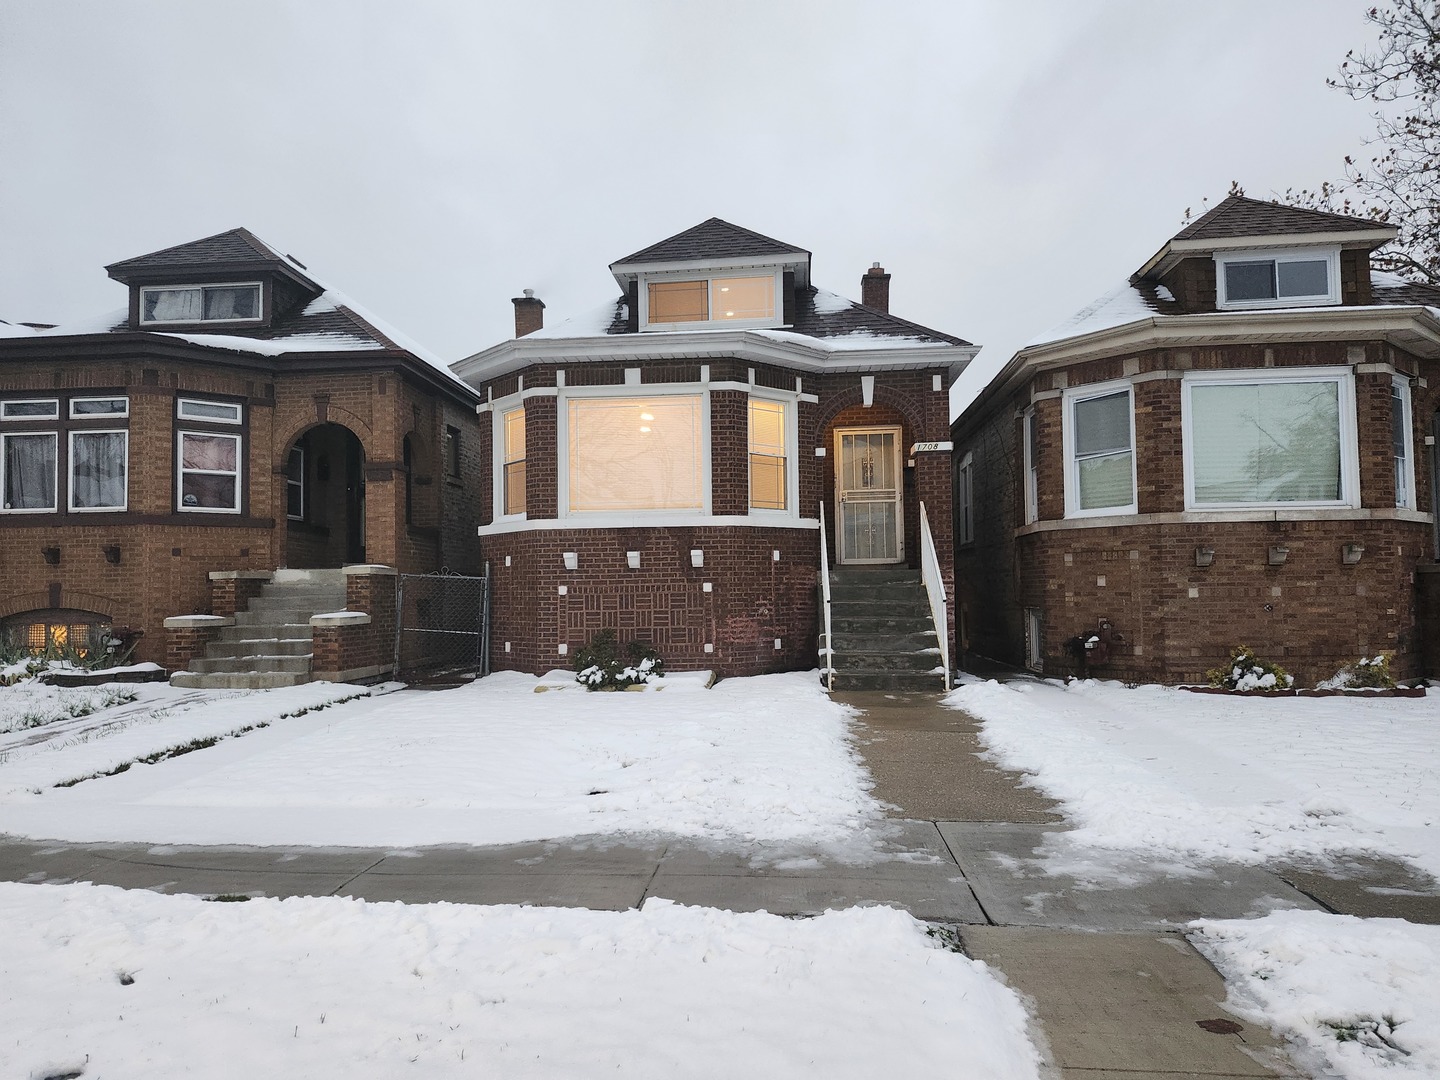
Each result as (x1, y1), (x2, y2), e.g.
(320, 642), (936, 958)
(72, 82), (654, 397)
(4, 686), (1432, 1077)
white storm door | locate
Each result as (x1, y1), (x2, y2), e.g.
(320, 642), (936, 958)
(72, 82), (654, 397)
(836, 427), (903, 564)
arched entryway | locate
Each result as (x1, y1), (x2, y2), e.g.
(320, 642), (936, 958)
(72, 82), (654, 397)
(283, 423), (366, 569)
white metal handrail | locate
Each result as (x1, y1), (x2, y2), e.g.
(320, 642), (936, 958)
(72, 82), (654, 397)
(818, 500), (835, 691)
(918, 501), (950, 688)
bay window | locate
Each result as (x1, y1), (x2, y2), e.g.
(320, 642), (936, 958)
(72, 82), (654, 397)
(1183, 369), (1356, 508)
(1393, 376), (1415, 509)
(69, 431), (127, 511)
(748, 398), (788, 511)
(2, 432), (57, 512)
(178, 431), (242, 513)
(566, 395), (703, 512)
(502, 406), (526, 516)
(1063, 382), (1135, 516)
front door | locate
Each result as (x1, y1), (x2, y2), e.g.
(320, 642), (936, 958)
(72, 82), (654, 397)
(835, 427), (903, 564)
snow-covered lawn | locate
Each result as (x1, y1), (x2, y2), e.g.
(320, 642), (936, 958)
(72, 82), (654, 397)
(3, 883), (1044, 1080)
(946, 678), (1440, 879)
(0, 680), (139, 733)
(1192, 911), (1440, 1079)
(0, 671), (882, 848)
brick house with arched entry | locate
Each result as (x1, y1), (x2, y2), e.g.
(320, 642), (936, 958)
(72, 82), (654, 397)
(453, 219), (976, 687)
(0, 228), (482, 685)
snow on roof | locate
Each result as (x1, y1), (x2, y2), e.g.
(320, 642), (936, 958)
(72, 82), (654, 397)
(1025, 283), (1168, 348)
(809, 288), (854, 315)
(0, 320), (41, 338)
(162, 331), (383, 356)
(527, 299), (626, 339)
(751, 328), (953, 352)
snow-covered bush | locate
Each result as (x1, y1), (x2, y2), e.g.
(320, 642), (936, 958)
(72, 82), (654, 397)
(573, 629), (665, 691)
(1207, 646), (1294, 692)
(1317, 653), (1397, 691)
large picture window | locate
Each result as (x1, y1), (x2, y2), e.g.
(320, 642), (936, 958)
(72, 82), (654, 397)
(178, 431), (242, 513)
(2, 432), (57, 512)
(567, 395), (703, 512)
(748, 398), (787, 511)
(1184, 370), (1355, 508)
(69, 430), (127, 511)
(1063, 384), (1135, 516)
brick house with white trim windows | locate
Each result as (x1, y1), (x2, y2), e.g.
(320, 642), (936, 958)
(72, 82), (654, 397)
(952, 197), (1440, 685)
(454, 219), (976, 684)
(0, 229), (483, 682)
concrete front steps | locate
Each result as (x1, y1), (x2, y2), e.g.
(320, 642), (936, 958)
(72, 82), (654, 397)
(828, 565), (946, 692)
(170, 569), (347, 689)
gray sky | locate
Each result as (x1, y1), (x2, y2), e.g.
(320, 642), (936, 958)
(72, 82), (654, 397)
(0, 1), (1379, 415)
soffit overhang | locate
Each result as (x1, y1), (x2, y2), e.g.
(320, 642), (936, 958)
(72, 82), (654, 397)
(1134, 228), (1398, 282)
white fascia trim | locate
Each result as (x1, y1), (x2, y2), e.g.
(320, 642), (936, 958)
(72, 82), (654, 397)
(610, 252), (807, 285)
(453, 331), (977, 386)
(1171, 230), (1395, 254)
(480, 514), (821, 537)
(1215, 247), (1341, 310)
(1016, 506), (1432, 536)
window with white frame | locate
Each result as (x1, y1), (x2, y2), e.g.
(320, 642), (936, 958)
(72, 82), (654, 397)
(1063, 383), (1135, 516)
(70, 396), (128, 418)
(957, 451), (974, 544)
(1183, 369), (1356, 508)
(69, 430), (127, 511)
(141, 283), (261, 324)
(502, 406), (526, 516)
(748, 398), (788, 511)
(1215, 249), (1339, 309)
(643, 273), (778, 330)
(178, 431), (242, 513)
(177, 398), (242, 424)
(2, 431), (57, 512)
(2, 399), (59, 421)
(1023, 406), (1039, 524)
(286, 445), (305, 520)
(567, 394), (703, 512)
(1393, 376), (1415, 509)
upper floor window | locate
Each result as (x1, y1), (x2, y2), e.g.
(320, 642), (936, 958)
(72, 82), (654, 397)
(177, 398), (242, 424)
(1182, 368), (1357, 509)
(566, 394), (703, 512)
(748, 398), (788, 511)
(1215, 249), (1339, 309)
(141, 283), (261, 324)
(642, 272), (778, 331)
(1063, 382), (1136, 517)
(957, 451), (974, 544)
(1022, 407), (1039, 524)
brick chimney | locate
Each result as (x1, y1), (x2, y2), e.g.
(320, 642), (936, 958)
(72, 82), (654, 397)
(512, 289), (544, 337)
(861, 263), (891, 313)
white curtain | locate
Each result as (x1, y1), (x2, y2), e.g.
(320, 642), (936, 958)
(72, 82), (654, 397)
(3, 434), (56, 510)
(71, 432), (126, 509)
(569, 397), (702, 511)
(203, 286), (258, 320)
(145, 289), (202, 321)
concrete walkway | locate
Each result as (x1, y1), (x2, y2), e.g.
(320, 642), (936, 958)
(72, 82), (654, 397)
(5, 687), (1435, 1077)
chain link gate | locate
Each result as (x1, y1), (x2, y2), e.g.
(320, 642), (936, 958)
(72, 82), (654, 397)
(393, 568), (491, 681)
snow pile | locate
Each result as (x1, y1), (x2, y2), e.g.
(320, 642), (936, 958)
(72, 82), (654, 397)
(2, 884), (1044, 1080)
(945, 678), (1440, 878)
(0, 671), (883, 848)
(810, 287), (856, 314)
(1192, 910), (1440, 1079)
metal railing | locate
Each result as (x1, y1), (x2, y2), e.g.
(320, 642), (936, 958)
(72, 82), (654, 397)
(918, 501), (950, 688)
(818, 500), (835, 691)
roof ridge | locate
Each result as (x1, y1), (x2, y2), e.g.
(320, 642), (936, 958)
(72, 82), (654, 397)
(611, 217), (808, 267)
(1173, 195), (1385, 242)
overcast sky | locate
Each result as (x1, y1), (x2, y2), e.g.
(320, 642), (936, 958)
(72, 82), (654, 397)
(0, 1), (1381, 415)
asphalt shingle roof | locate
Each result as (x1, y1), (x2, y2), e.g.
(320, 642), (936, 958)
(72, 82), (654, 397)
(105, 227), (291, 275)
(1173, 196), (1390, 242)
(612, 218), (808, 266)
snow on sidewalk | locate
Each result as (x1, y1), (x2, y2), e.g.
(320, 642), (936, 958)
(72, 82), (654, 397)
(945, 678), (1440, 879)
(0, 671), (884, 849)
(1192, 910), (1440, 1080)
(3, 883), (1045, 1080)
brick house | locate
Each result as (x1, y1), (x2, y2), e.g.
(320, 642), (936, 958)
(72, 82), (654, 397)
(952, 196), (1440, 685)
(452, 218), (976, 683)
(0, 228), (483, 679)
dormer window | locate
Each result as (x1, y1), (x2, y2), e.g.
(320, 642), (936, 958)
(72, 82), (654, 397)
(140, 283), (261, 324)
(641, 271), (779, 331)
(1215, 249), (1339, 310)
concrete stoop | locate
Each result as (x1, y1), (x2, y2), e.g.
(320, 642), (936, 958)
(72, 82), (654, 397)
(828, 566), (946, 692)
(170, 569), (347, 690)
